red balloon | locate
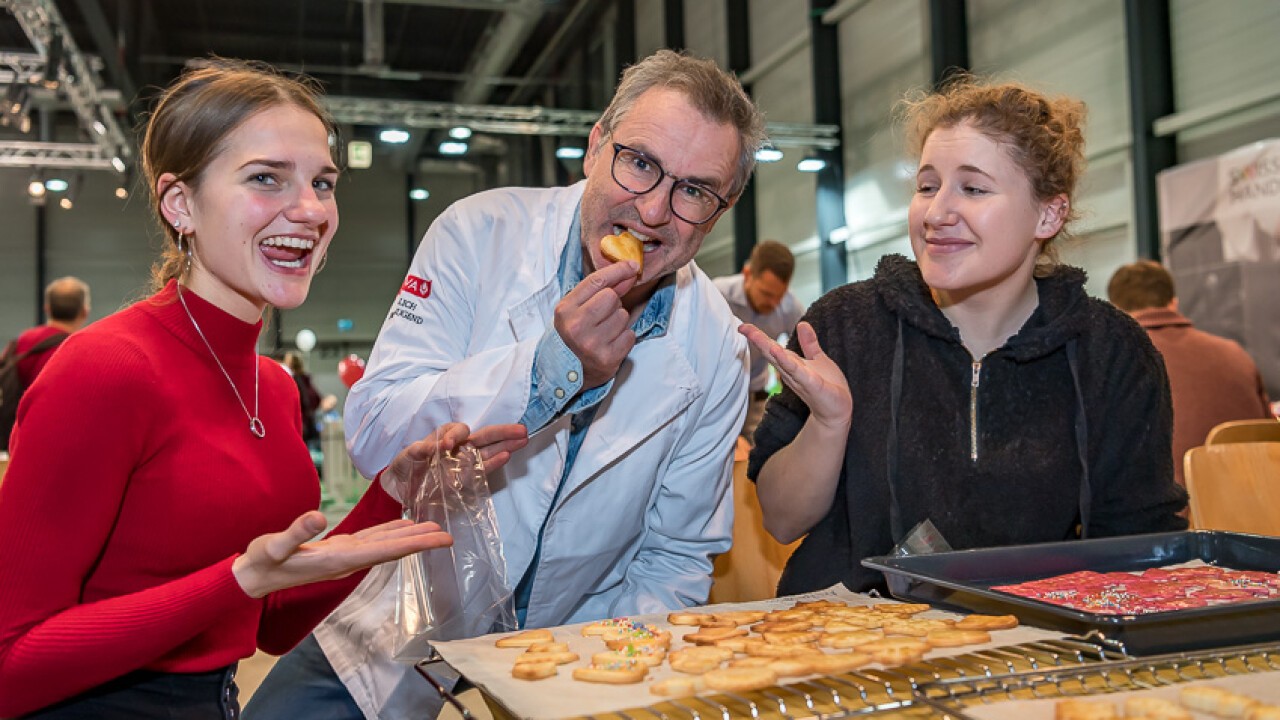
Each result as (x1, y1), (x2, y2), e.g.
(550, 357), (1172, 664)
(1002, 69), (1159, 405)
(338, 354), (366, 388)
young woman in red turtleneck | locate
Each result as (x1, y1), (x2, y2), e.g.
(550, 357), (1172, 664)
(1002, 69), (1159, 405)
(0, 61), (526, 719)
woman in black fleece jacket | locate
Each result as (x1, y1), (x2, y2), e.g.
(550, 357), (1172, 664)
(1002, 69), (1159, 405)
(744, 79), (1188, 596)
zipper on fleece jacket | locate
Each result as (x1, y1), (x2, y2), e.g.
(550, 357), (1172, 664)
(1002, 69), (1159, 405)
(969, 359), (982, 461)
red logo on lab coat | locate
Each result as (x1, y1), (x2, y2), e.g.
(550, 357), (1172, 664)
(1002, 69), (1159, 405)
(401, 275), (432, 299)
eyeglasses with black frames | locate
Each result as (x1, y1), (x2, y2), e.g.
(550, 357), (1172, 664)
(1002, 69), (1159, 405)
(609, 143), (729, 225)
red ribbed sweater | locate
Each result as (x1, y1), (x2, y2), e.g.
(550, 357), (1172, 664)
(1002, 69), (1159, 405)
(0, 281), (400, 716)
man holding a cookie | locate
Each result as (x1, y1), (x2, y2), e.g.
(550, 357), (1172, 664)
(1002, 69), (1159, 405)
(245, 49), (763, 719)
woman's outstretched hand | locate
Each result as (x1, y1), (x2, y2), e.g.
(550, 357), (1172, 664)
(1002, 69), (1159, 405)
(232, 512), (452, 599)
(738, 321), (853, 431)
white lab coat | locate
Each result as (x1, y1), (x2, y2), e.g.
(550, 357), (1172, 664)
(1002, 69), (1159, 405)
(317, 182), (747, 718)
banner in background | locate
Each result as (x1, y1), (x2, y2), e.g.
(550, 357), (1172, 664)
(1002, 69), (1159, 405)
(1158, 139), (1280, 400)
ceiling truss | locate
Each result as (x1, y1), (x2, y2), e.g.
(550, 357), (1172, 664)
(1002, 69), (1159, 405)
(1, 0), (839, 173)
(326, 96), (840, 150)
(0, 0), (128, 171)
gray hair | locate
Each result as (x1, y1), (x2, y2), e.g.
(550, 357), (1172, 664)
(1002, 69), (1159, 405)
(597, 49), (766, 199)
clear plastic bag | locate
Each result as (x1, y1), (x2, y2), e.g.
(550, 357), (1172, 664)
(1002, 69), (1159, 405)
(393, 443), (516, 661)
(891, 518), (953, 557)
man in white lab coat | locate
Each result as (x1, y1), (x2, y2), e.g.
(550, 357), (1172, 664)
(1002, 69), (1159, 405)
(244, 49), (765, 719)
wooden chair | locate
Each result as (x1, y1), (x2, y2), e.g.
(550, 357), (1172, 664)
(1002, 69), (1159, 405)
(1183, 442), (1280, 533)
(1205, 418), (1280, 445)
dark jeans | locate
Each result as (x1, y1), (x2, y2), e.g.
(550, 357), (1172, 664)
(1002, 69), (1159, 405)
(244, 634), (462, 720)
(25, 665), (239, 720)
(241, 635), (364, 720)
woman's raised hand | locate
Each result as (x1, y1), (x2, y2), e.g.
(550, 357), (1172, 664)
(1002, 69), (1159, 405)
(738, 321), (853, 431)
(232, 511), (452, 599)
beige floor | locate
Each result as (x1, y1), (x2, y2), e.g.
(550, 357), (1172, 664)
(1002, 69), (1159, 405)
(237, 650), (278, 703)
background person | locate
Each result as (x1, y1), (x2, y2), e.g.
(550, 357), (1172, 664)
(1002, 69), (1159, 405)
(714, 240), (804, 444)
(0, 277), (92, 450)
(14, 276), (91, 388)
(1108, 260), (1272, 487)
(742, 78), (1188, 597)
(245, 48), (763, 720)
(0, 60), (524, 719)
(283, 350), (323, 450)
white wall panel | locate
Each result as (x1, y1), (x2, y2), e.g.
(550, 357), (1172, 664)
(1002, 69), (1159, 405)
(970, 0), (1130, 159)
(0, 170), (45, 342)
(837, 0), (929, 284)
(1169, 0), (1280, 162)
(634, 0), (667, 57)
(1170, 0), (1280, 114)
(749, 0), (809, 56)
(684, 1), (729, 68)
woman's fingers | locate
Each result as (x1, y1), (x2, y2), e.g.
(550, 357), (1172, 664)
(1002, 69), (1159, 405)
(263, 511), (327, 563)
(350, 518), (442, 541)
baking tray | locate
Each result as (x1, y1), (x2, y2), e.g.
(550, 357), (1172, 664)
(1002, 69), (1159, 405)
(862, 530), (1280, 656)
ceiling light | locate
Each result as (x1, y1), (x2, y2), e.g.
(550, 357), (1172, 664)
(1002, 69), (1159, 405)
(438, 141), (468, 156)
(755, 147), (784, 163)
(555, 146), (584, 160)
(448, 127), (472, 140)
(409, 188), (429, 201)
(93, 120), (106, 135)
(379, 128), (410, 144)
(115, 166), (132, 199)
(797, 156), (827, 173)
(58, 174), (80, 210)
(27, 176), (46, 198)
(111, 156), (126, 173)
(44, 178), (69, 192)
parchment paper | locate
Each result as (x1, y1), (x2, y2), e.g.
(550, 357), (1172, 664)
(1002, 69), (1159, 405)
(430, 585), (1065, 720)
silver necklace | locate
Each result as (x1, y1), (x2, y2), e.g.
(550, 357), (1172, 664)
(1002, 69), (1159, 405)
(177, 284), (266, 438)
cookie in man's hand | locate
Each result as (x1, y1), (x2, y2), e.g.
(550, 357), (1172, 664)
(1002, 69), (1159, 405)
(600, 230), (643, 274)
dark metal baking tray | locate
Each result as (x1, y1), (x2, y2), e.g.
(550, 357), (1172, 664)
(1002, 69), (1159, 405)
(862, 530), (1280, 656)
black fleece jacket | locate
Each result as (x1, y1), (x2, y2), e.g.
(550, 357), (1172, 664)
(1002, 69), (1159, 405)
(748, 255), (1188, 596)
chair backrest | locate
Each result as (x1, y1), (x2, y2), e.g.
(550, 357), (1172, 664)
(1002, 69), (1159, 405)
(1184, 442), (1280, 533)
(1205, 419), (1280, 445)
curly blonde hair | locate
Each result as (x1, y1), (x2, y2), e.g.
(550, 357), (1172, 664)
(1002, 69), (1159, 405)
(900, 77), (1087, 275)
